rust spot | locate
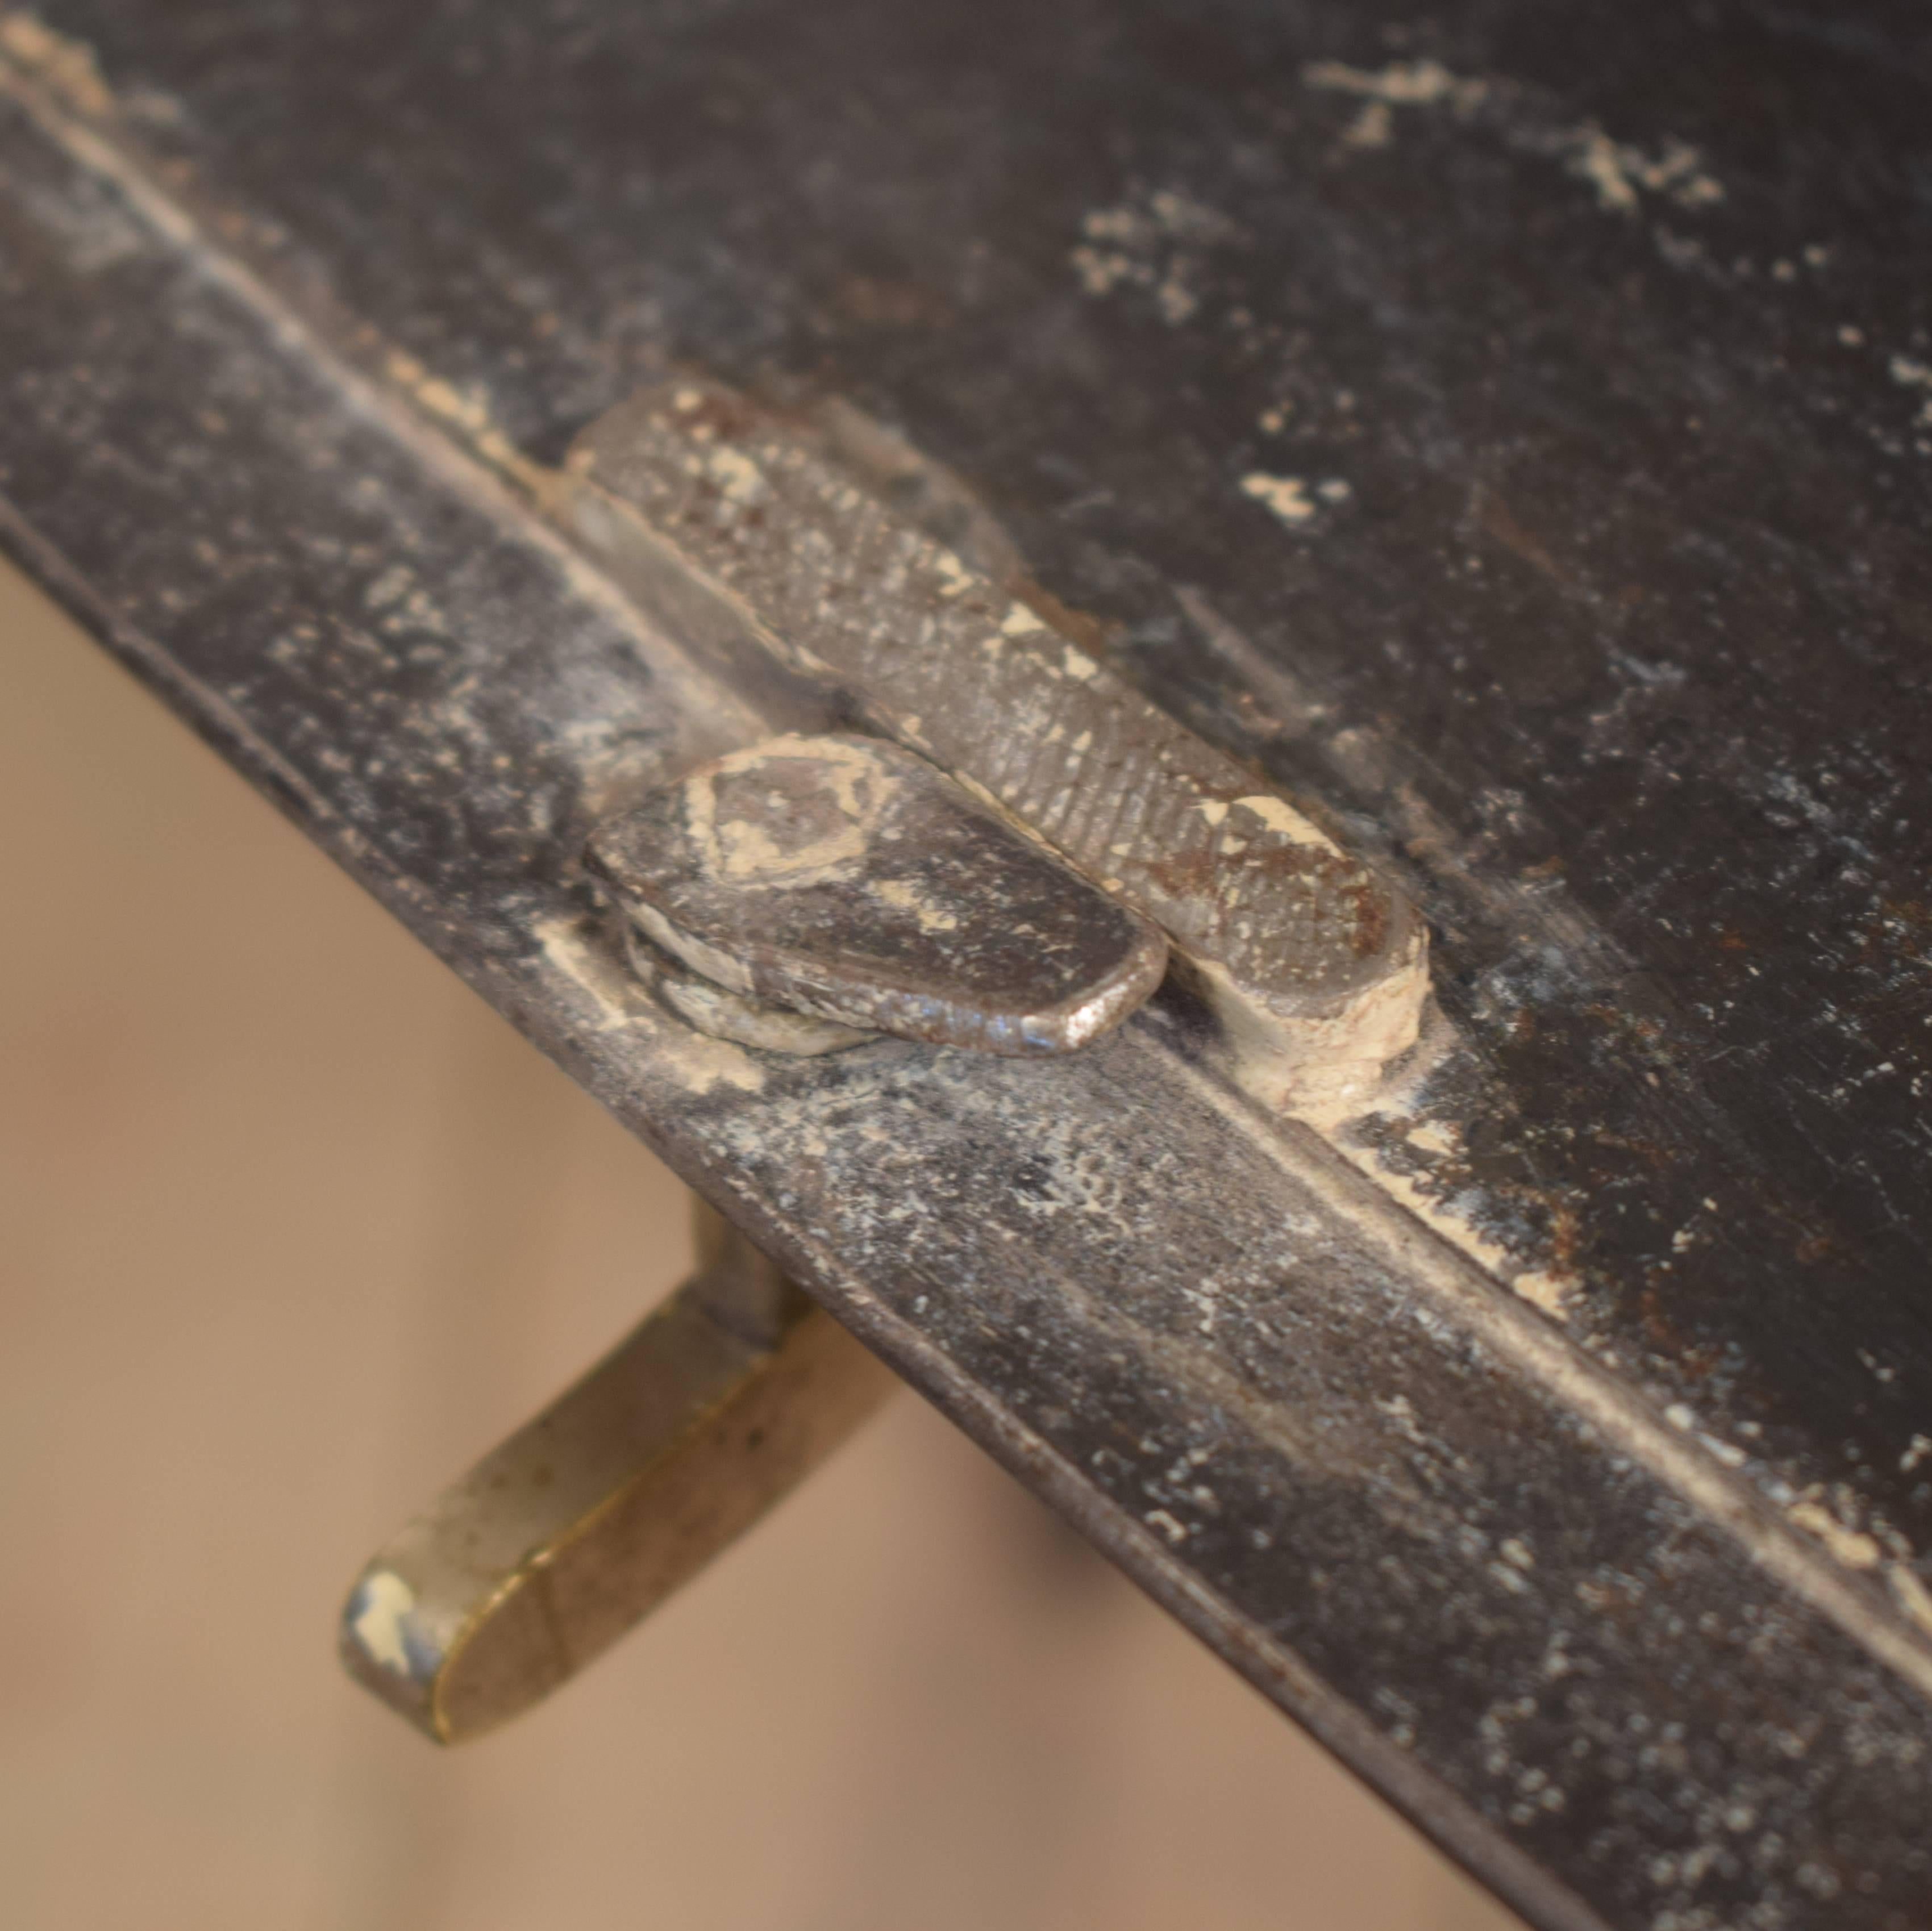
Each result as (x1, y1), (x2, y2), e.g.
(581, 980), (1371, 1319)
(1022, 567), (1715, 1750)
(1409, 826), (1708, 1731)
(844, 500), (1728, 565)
(1589, 1129), (1673, 1171)
(1345, 876), (1388, 958)
(1676, 1341), (1725, 1384)
(1144, 835), (1390, 960)
(1010, 580), (1120, 661)
(1636, 1283), (1693, 1358)
(1547, 1198), (1583, 1279)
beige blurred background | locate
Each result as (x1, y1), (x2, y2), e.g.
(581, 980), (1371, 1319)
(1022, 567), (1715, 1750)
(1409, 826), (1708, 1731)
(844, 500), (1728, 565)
(0, 557), (1519, 1931)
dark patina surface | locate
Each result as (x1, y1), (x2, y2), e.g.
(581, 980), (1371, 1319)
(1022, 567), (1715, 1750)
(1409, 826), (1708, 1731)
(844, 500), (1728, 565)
(2, 5), (1930, 1927)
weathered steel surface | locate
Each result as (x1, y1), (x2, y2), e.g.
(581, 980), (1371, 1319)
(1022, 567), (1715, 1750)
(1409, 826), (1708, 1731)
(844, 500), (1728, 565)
(588, 732), (1169, 1054)
(2, 6), (1930, 1928)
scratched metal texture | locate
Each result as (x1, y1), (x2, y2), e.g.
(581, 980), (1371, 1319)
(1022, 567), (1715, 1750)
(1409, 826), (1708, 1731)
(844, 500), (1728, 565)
(1, 5), (1929, 1928)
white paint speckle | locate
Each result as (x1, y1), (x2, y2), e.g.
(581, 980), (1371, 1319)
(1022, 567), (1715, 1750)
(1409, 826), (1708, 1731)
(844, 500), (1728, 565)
(1302, 57), (1486, 110)
(705, 444), (766, 505)
(1571, 127), (1640, 212)
(1788, 1499), (1881, 1570)
(1234, 792), (1330, 848)
(930, 548), (973, 597)
(349, 1570), (419, 1675)
(1513, 1270), (1572, 1319)
(1240, 472), (1315, 524)
(872, 877), (960, 934)
(1889, 355), (1932, 427)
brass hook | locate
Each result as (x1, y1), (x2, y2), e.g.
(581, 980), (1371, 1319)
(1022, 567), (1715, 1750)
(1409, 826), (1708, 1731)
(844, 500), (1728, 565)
(340, 1200), (896, 1743)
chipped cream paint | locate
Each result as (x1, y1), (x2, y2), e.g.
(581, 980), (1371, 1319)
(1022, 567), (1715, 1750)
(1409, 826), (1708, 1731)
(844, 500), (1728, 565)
(1200, 934), (1433, 1121)
(1512, 1270), (1574, 1321)
(1567, 128), (1722, 216)
(1571, 127), (1640, 213)
(350, 1569), (421, 1676)
(1302, 57), (1487, 112)
(1788, 1500), (1882, 1570)
(536, 916), (768, 1094)
(930, 548), (974, 597)
(1303, 57), (1723, 217)
(705, 443), (767, 506)
(871, 876), (961, 933)
(1000, 604), (1046, 636)
(1344, 1140), (1521, 1282)
(1233, 791), (1329, 849)
(1241, 472), (1316, 526)
(1069, 187), (1233, 324)
(0, 11), (111, 114)
(685, 735), (889, 889)
(538, 913), (665, 1031)
(382, 349), (549, 495)
(1144, 1508), (1190, 1544)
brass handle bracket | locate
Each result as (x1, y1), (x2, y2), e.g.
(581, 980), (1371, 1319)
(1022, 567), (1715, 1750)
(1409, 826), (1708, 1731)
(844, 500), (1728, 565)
(340, 1201), (896, 1743)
